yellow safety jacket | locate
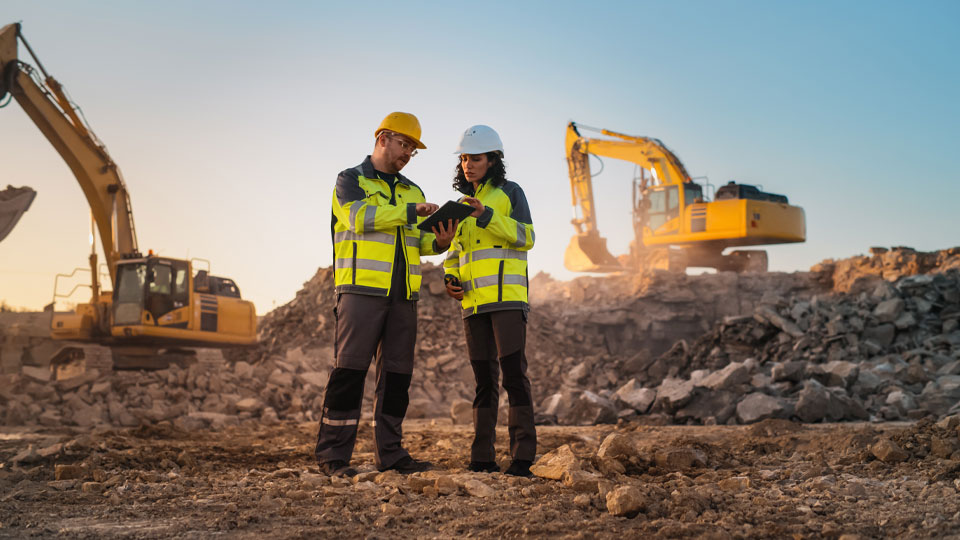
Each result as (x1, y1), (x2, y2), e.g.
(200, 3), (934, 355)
(331, 157), (442, 300)
(443, 178), (535, 317)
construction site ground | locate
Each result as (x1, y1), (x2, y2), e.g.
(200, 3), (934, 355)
(2, 418), (959, 539)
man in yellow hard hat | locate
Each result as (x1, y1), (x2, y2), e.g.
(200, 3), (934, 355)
(316, 112), (458, 477)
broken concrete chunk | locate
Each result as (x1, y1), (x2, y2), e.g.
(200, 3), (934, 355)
(606, 485), (643, 516)
(871, 438), (909, 463)
(531, 445), (582, 480)
(736, 393), (785, 424)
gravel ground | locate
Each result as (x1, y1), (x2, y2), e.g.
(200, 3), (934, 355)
(2, 418), (960, 539)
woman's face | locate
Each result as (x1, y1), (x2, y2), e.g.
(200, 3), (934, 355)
(461, 153), (491, 184)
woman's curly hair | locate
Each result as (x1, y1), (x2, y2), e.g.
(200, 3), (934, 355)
(453, 152), (507, 194)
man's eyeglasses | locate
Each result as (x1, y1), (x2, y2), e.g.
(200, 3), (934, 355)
(387, 133), (418, 157)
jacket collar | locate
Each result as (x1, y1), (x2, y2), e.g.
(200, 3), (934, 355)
(361, 156), (412, 186)
(459, 177), (493, 196)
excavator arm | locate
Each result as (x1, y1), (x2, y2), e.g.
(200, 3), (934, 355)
(0, 23), (138, 290)
(565, 121), (693, 272)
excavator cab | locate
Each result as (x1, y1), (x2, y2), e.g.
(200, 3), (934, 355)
(113, 257), (188, 326)
(109, 255), (255, 346)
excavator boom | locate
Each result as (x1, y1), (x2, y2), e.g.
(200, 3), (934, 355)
(1, 23), (138, 283)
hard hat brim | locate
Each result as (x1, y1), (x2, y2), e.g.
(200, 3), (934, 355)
(376, 128), (427, 150)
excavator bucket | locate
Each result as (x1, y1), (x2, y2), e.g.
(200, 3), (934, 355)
(0, 185), (37, 242)
(564, 232), (625, 273)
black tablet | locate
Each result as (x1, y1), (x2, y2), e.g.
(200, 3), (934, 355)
(417, 200), (475, 232)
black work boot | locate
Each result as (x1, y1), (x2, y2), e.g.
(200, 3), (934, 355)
(379, 456), (432, 474)
(468, 461), (500, 473)
(319, 460), (357, 478)
(505, 459), (533, 477)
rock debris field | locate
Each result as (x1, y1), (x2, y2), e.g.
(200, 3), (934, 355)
(1, 246), (960, 538)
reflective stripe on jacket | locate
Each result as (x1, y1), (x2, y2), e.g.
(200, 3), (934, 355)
(443, 178), (534, 317)
(331, 156), (441, 300)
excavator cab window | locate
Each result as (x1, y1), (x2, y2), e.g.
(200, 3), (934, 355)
(171, 261), (188, 309)
(647, 186), (679, 232)
(145, 260), (175, 321)
(113, 263), (146, 325)
(684, 183), (704, 204)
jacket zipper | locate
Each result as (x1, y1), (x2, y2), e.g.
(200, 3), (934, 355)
(351, 242), (357, 285)
(497, 260), (504, 302)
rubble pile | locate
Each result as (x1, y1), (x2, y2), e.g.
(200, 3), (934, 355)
(2, 246), (959, 430)
(811, 246), (960, 293)
(555, 268), (960, 427)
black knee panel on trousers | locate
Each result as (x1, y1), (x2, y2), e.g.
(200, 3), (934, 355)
(500, 350), (532, 406)
(381, 371), (412, 418)
(323, 367), (366, 411)
(470, 361), (498, 408)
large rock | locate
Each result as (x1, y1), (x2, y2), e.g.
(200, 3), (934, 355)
(540, 391), (574, 420)
(873, 298), (905, 323)
(862, 324), (896, 348)
(771, 361), (807, 383)
(794, 380), (845, 422)
(236, 397), (265, 414)
(655, 377), (696, 411)
(449, 399), (472, 425)
(871, 438), (909, 463)
(754, 305), (804, 338)
(606, 485), (643, 517)
(613, 379), (656, 413)
(736, 392), (785, 424)
(654, 447), (707, 470)
(675, 391), (737, 425)
(563, 391), (617, 426)
(530, 445), (582, 480)
(596, 433), (636, 461)
(813, 361), (860, 388)
(697, 362), (750, 391)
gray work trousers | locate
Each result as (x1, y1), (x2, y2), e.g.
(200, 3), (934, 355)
(315, 293), (416, 469)
(464, 309), (537, 462)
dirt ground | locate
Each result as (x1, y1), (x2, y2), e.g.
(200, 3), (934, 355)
(1, 419), (959, 539)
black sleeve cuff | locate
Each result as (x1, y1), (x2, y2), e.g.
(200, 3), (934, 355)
(476, 207), (493, 228)
(432, 239), (449, 253)
(407, 203), (418, 224)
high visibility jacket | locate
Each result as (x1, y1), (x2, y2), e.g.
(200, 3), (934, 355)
(443, 178), (535, 317)
(331, 156), (442, 300)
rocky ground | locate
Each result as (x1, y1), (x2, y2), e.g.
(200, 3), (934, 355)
(2, 417), (960, 538)
(3, 246), (960, 537)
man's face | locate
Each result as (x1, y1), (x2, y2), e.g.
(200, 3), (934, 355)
(380, 132), (418, 173)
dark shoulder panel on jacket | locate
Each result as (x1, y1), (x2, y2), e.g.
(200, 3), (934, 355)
(399, 173), (426, 199)
(335, 165), (366, 205)
(501, 181), (533, 224)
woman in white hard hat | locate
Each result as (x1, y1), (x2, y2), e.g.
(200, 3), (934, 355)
(442, 125), (537, 476)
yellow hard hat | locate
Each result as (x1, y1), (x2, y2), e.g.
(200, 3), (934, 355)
(375, 112), (426, 149)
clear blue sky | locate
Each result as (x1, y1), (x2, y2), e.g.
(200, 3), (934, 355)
(1, 0), (958, 313)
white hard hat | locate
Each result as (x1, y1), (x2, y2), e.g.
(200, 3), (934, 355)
(454, 125), (504, 156)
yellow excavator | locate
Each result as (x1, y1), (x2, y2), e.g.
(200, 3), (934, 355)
(565, 122), (805, 273)
(0, 23), (256, 367)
